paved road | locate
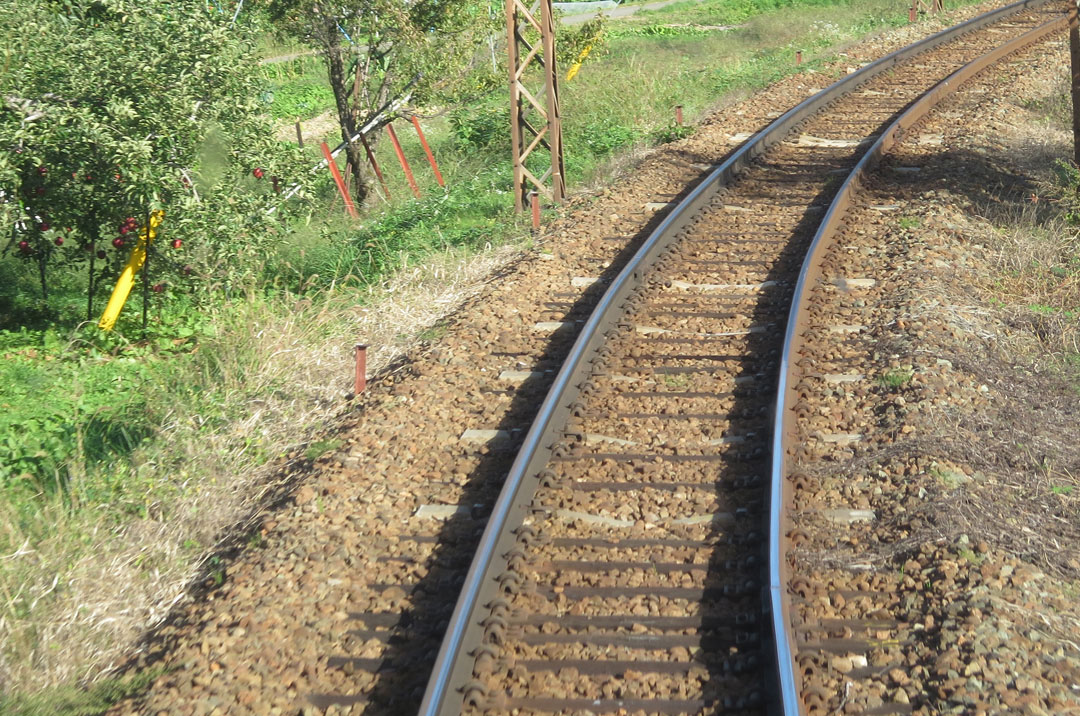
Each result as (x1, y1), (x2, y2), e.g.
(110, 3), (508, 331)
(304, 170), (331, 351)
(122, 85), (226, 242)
(561, 0), (707, 25)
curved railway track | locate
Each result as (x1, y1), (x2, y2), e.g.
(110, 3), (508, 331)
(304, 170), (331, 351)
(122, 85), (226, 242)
(415, 2), (1067, 715)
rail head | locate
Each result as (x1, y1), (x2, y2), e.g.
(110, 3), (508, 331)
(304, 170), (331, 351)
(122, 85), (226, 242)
(418, 2), (1055, 714)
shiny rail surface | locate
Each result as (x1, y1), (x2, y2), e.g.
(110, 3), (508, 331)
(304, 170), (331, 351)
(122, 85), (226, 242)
(418, 2), (1060, 714)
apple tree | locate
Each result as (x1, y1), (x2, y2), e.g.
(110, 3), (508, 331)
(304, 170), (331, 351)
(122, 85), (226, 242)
(0, 0), (309, 324)
(267, 0), (498, 205)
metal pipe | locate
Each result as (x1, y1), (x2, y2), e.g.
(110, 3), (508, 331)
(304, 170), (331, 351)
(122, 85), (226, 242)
(354, 344), (367, 395)
(386, 122), (422, 199)
(412, 116), (446, 187)
(530, 191), (540, 231)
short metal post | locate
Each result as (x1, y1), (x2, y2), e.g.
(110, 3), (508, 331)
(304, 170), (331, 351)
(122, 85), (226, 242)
(530, 191), (540, 232)
(354, 343), (367, 395)
(675, 105), (683, 126)
(909, 1), (917, 22)
(295, 119), (304, 148)
(795, 51), (802, 65)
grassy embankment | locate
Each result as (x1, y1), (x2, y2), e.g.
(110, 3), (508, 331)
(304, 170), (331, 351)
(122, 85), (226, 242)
(0, 0), (995, 710)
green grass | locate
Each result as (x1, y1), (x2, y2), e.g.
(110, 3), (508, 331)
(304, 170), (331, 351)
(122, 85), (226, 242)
(260, 55), (336, 120)
(0, 667), (166, 716)
(878, 369), (913, 389)
(304, 438), (343, 461)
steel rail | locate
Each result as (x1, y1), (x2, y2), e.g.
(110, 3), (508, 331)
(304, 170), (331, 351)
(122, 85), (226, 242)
(418, 1), (1055, 714)
(769, 9), (1065, 713)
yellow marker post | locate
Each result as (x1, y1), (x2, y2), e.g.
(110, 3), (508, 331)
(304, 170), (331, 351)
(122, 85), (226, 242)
(566, 29), (603, 82)
(98, 210), (165, 331)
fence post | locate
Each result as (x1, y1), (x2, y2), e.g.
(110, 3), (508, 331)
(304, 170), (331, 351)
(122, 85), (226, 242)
(321, 142), (359, 218)
(386, 122), (422, 199)
(411, 116), (445, 187)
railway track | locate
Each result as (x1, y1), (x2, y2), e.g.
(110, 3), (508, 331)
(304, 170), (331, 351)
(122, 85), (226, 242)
(415, 2), (1067, 715)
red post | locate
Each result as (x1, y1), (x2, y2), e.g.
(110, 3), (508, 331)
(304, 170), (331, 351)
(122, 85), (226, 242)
(675, 105), (683, 126)
(411, 116), (445, 187)
(320, 142), (359, 218)
(354, 343), (367, 395)
(796, 50), (802, 65)
(909, 1), (917, 22)
(530, 191), (540, 232)
(360, 134), (391, 201)
(386, 123), (422, 199)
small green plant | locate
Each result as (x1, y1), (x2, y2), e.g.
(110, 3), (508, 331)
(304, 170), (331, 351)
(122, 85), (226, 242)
(662, 373), (690, 388)
(897, 216), (921, 230)
(207, 555), (225, 587)
(877, 369), (913, 389)
(651, 123), (695, 144)
(930, 466), (969, 489)
(1051, 485), (1075, 496)
(304, 438), (342, 461)
(418, 323), (449, 343)
(957, 548), (985, 565)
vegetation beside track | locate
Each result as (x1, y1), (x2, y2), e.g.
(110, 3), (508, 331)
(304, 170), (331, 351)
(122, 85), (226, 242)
(0, 0), (1016, 709)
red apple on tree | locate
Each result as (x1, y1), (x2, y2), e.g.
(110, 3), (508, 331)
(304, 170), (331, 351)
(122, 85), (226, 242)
(39, 222), (50, 232)
(113, 237), (125, 248)
(54, 237), (64, 246)
(96, 249), (107, 259)
(152, 283), (164, 293)
(37, 166), (47, 176)
(253, 167), (264, 179)
(171, 238), (182, 249)
(18, 240), (30, 254)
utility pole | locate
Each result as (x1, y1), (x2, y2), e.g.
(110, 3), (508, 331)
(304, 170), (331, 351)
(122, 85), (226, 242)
(506, 0), (565, 213)
(1071, 0), (1080, 165)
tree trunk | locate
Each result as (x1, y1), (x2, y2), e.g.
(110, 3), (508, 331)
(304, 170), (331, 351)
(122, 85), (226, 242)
(324, 23), (369, 207)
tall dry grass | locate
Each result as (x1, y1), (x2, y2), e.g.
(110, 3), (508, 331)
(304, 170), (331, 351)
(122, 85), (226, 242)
(0, 241), (520, 703)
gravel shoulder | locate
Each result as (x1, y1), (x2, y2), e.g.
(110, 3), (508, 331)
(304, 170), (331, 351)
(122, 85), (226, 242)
(102, 3), (1058, 714)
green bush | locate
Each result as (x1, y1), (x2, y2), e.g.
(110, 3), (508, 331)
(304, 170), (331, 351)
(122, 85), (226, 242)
(576, 121), (639, 156)
(449, 104), (511, 152)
